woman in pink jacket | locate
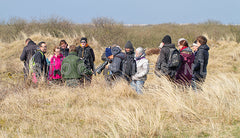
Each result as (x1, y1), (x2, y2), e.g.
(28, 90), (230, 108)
(49, 46), (64, 84)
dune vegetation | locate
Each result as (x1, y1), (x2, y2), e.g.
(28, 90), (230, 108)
(0, 17), (240, 137)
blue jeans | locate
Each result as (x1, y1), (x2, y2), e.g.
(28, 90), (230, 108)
(130, 80), (145, 94)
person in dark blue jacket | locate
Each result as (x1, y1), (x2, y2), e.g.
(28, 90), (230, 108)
(193, 36), (210, 83)
(106, 46), (125, 80)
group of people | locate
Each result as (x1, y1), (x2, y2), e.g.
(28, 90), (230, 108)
(20, 38), (95, 87)
(155, 35), (209, 89)
(20, 35), (209, 94)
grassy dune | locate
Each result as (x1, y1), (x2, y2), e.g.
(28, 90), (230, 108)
(0, 31), (240, 137)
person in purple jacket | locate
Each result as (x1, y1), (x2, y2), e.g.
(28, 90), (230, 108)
(176, 38), (195, 86)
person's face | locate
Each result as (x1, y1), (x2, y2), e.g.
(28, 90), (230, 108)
(61, 43), (66, 49)
(178, 44), (183, 50)
(135, 51), (140, 57)
(55, 48), (60, 56)
(108, 55), (114, 60)
(40, 43), (47, 53)
(125, 48), (131, 53)
(197, 41), (201, 47)
(192, 45), (198, 52)
(81, 41), (87, 47)
(25, 40), (30, 45)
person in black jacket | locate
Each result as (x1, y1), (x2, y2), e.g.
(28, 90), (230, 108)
(193, 36), (210, 83)
(59, 40), (69, 57)
(155, 35), (177, 80)
(123, 41), (137, 83)
(32, 42), (47, 84)
(76, 37), (95, 84)
(106, 46), (125, 80)
(20, 38), (39, 80)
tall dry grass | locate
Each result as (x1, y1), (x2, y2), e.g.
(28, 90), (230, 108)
(0, 73), (239, 137)
(0, 24), (240, 137)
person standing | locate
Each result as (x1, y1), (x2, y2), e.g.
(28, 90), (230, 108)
(123, 41), (137, 83)
(76, 37), (95, 84)
(31, 42), (47, 84)
(20, 38), (38, 80)
(131, 47), (149, 94)
(59, 40), (69, 57)
(105, 45), (125, 81)
(155, 35), (180, 80)
(193, 36), (210, 83)
(48, 46), (64, 85)
(61, 45), (92, 87)
(175, 38), (195, 86)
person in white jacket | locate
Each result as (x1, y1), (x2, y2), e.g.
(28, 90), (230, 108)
(131, 47), (149, 94)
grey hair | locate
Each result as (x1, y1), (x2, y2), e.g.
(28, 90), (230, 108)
(136, 47), (146, 58)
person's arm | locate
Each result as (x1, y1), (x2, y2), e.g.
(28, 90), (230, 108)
(20, 47), (27, 61)
(101, 52), (108, 61)
(108, 57), (121, 73)
(43, 56), (48, 78)
(89, 48), (95, 71)
(61, 59), (66, 79)
(77, 59), (92, 75)
(90, 48), (95, 62)
(76, 46), (80, 57)
(159, 47), (168, 74)
(34, 52), (43, 75)
(155, 54), (161, 71)
(194, 49), (204, 71)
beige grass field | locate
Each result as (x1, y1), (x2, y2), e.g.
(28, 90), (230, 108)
(0, 33), (240, 137)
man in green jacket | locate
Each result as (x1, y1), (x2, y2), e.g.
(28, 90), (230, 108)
(61, 45), (92, 87)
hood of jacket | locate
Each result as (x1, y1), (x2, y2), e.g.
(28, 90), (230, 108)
(198, 44), (210, 51)
(180, 47), (194, 61)
(27, 40), (36, 46)
(111, 46), (122, 56)
(68, 52), (77, 56)
(182, 47), (192, 52)
(80, 43), (89, 47)
(163, 43), (175, 49)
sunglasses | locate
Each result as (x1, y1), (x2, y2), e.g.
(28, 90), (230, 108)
(81, 41), (86, 43)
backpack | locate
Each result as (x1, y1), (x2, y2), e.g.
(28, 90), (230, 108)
(29, 51), (44, 73)
(168, 48), (180, 68)
(122, 54), (137, 77)
(167, 47), (181, 78)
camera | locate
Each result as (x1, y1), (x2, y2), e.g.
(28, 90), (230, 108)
(53, 69), (61, 76)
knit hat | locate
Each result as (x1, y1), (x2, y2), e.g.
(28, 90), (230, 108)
(105, 47), (112, 57)
(178, 38), (188, 45)
(162, 35), (171, 44)
(80, 37), (87, 43)
(125, 41), (134, 50)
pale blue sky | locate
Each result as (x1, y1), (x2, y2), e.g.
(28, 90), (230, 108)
(0, 0), (239, 24)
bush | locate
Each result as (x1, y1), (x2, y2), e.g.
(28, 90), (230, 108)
(0, 17), (240, 47)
